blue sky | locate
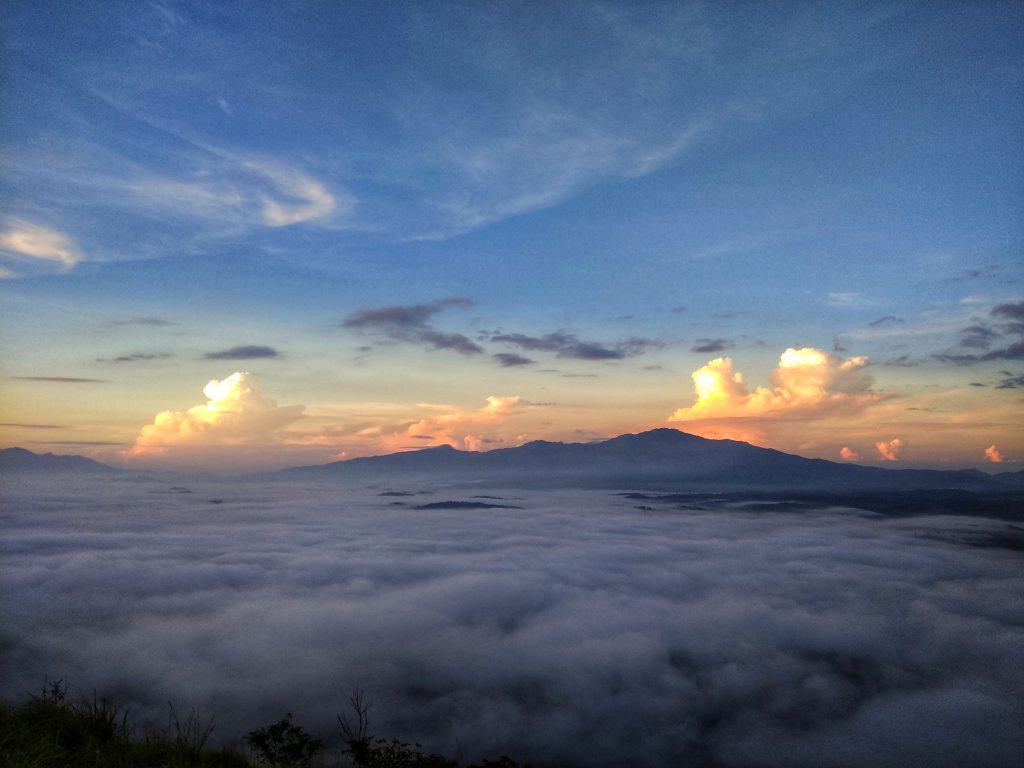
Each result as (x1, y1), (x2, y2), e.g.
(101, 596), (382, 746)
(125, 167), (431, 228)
(1, 1), (1021, 468)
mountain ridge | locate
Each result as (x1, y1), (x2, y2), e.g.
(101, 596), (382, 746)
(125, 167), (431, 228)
(275, 428), (1018, 491)
(0, 446), (118, 474)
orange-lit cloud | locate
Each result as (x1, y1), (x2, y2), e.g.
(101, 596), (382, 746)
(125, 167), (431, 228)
(398, 395), (523, 451)
(875, 438), (903, 461)
(984, 444), (1004, 463)
(669, 347), (888, 426)
(839, 446), (860, 461)
(128, 372), (303, 464)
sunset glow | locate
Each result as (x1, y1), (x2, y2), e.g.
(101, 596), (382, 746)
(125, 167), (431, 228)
(2, 5), (1022, 767)
(0, 1), (1019, 472)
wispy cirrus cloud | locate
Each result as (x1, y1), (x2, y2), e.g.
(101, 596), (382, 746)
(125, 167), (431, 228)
(828, 291), (872, 308)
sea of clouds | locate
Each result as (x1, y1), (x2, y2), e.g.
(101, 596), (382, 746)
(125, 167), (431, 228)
(2, 475), (1022, 767)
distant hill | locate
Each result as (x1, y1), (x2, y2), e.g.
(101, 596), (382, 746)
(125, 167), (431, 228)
(276, 428), (1008, 491)
(0, 447), (117, 475)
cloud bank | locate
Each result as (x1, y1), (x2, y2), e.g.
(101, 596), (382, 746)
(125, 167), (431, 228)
(2, 479), (1021, 767)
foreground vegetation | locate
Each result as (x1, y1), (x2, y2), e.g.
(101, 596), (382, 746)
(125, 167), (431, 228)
(0, 682), (528, 768)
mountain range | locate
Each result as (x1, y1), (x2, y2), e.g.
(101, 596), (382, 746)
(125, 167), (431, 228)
(0, 446), (117, 475)
(276, 429), (1023, 491)
(3, 430), (1022, 491)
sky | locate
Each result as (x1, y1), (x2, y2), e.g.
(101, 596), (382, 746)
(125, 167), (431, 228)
(0, 0), (1021, 470)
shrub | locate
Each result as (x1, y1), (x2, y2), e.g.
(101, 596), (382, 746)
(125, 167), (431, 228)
(246, 713), (322, 768)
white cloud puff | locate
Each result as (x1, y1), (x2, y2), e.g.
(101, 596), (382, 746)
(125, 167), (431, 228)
(670, 348), (887, 423)
(128, 372), (304, 464)
(839, 446), (861, 461)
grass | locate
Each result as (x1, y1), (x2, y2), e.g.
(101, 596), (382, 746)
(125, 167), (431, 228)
(0, 681), (530, 768)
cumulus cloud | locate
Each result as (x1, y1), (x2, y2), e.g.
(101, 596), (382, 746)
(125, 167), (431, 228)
(128, 372), (303, 465)
(875, 438), (904, 461)
(669, 348), (888, 424)
(984, 444), (1004, 463)
(2, 479), (1021, 767)
(839, 446), (860, 461)
(0, 220), (82, 273)
(399, 395), (523, 451)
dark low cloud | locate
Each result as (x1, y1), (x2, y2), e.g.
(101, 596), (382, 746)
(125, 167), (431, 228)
(933, 303), (1024, 365)
(203, 345), (281, 360)
(493, 352), (535, 367)
(413, 330), (483, 356)
(996, 373), (1024, 389)
(10, 376), (108, 383)
(992, 301), (1024, 321)
(934, 341), (1024, 365)
(343, 297), (473, 329)
(490, 332), (660, 361)
(97, 352), (174, 363)
(691, 338), (733, 354)
(105, 316), (174, 327)
(0, 422), (64, 429)
(882, 355), (919, 368)
(868, 316), (903, 327)
(30, 440), (127, 446)
(957, 324), (1000, 349)
(2, 479), (1021, 768)
(341, 298), (482, 356)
